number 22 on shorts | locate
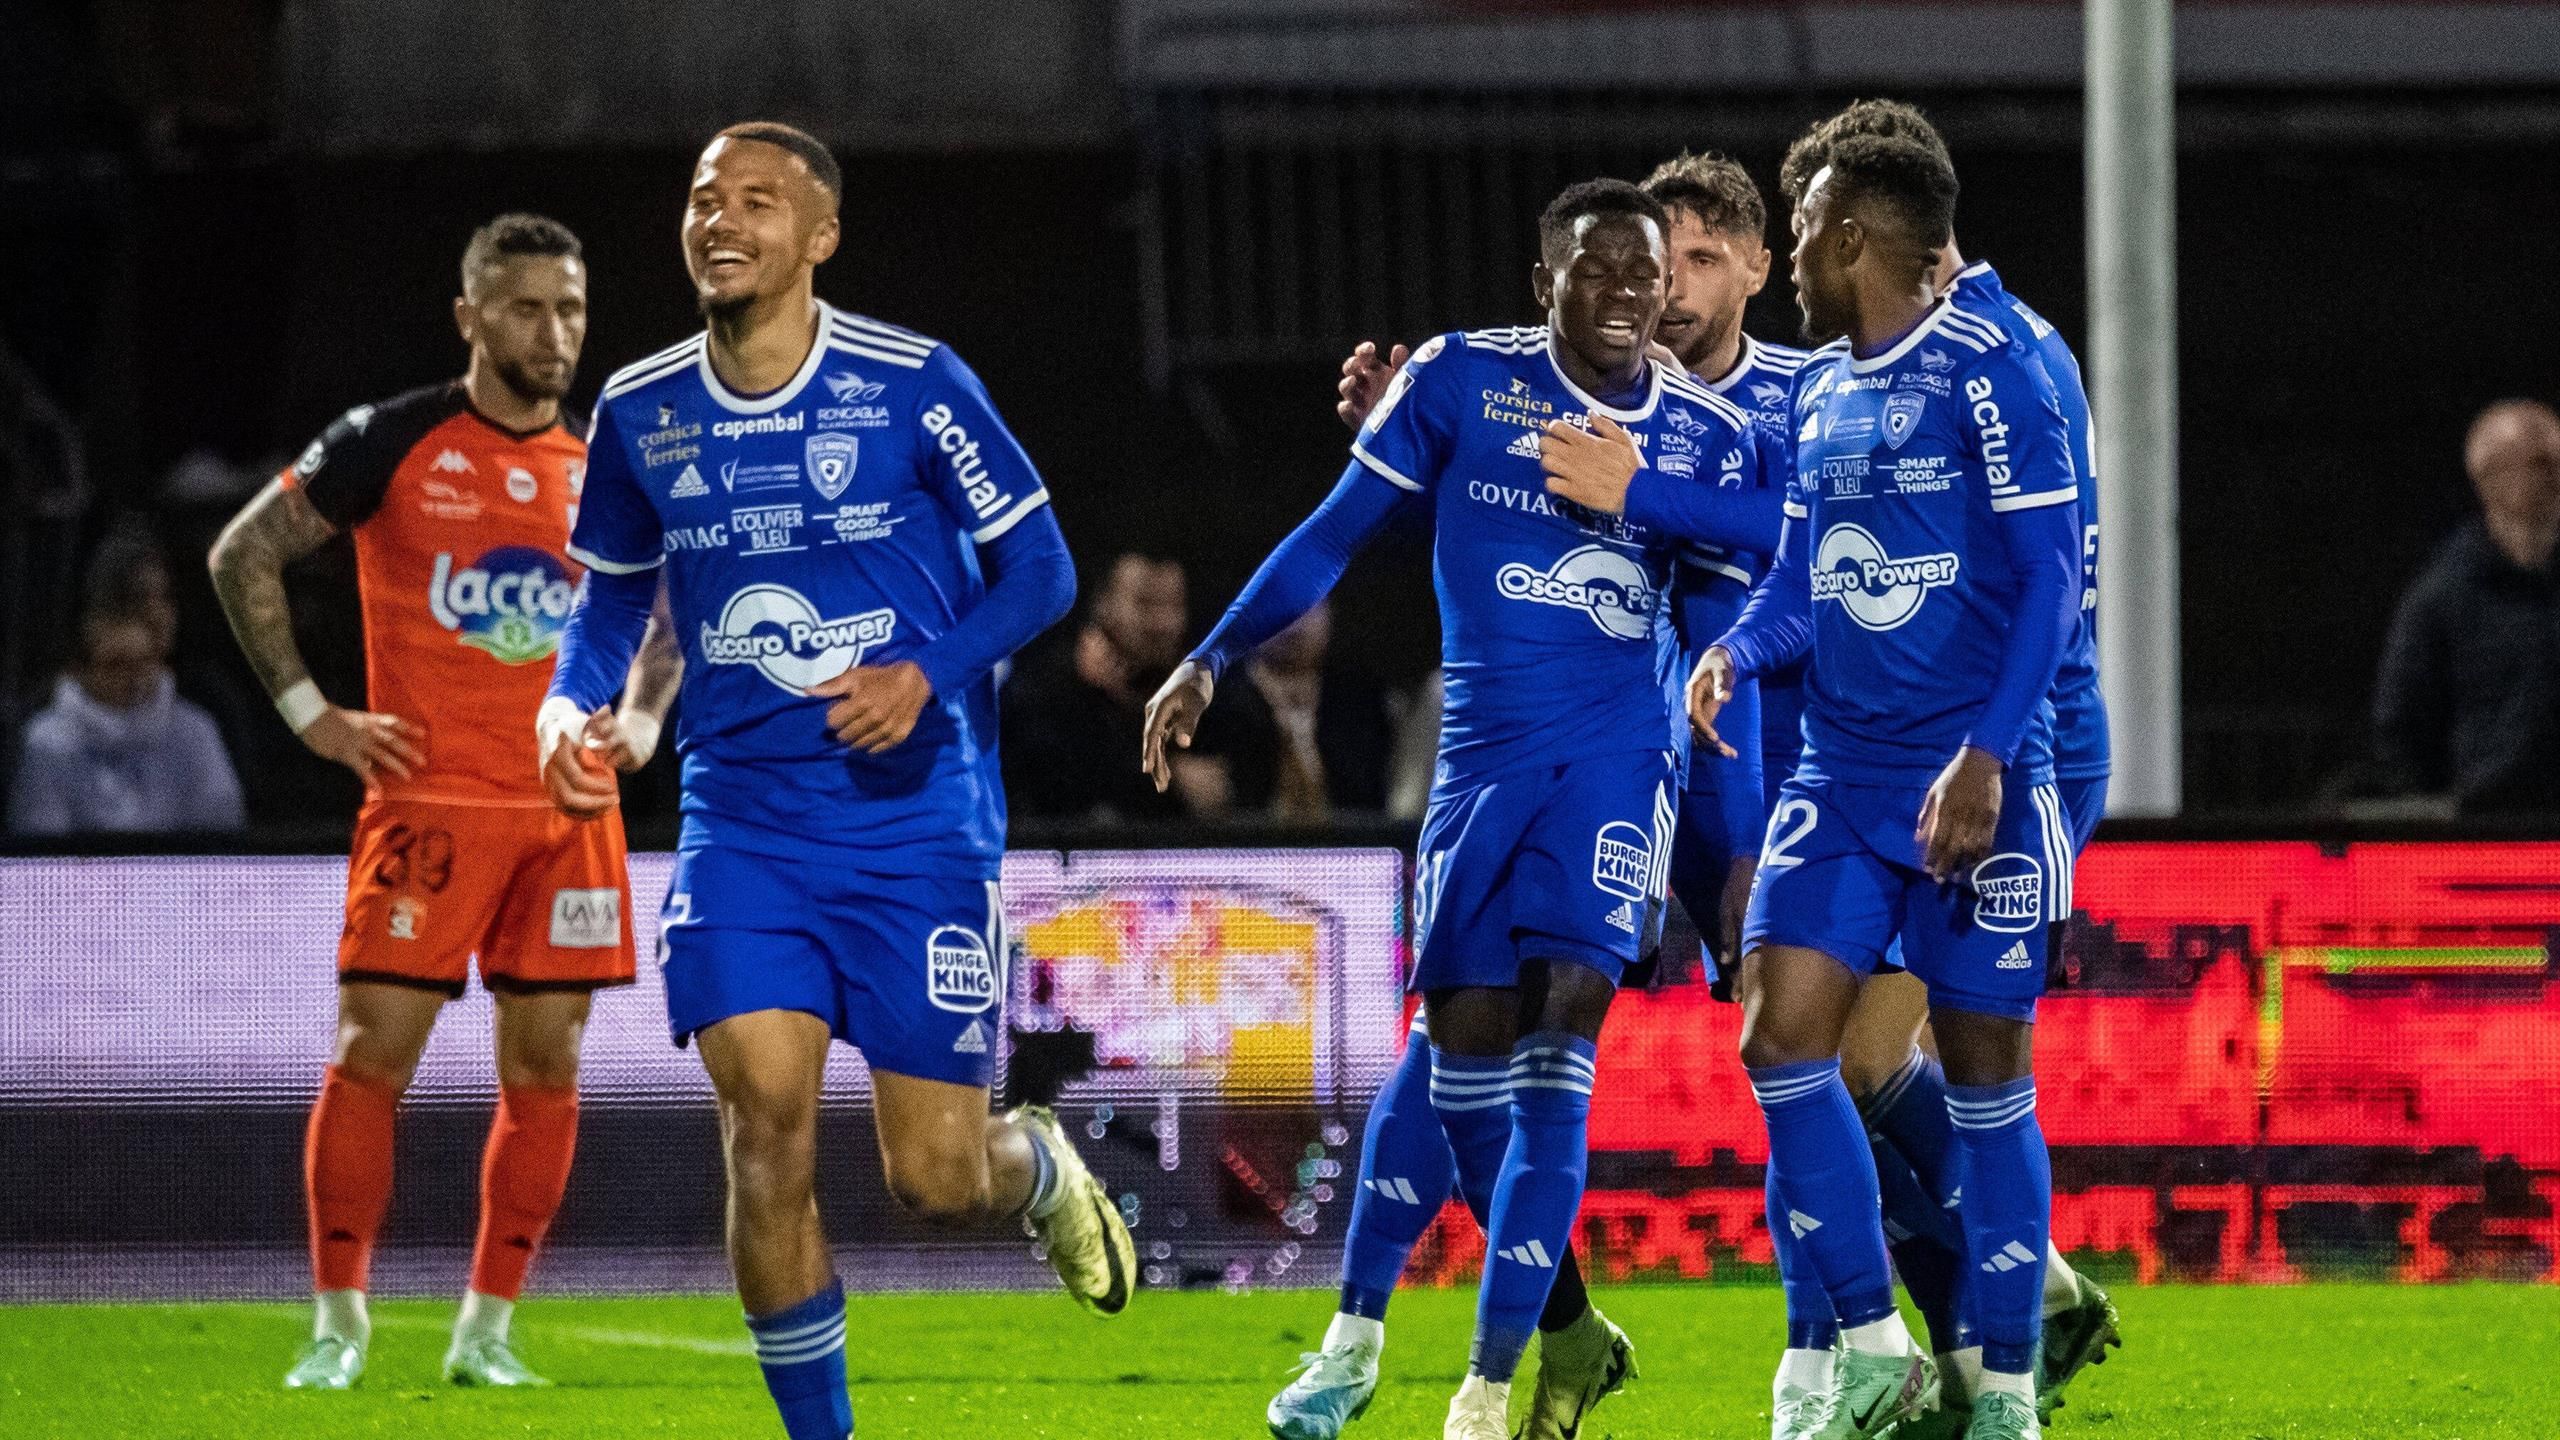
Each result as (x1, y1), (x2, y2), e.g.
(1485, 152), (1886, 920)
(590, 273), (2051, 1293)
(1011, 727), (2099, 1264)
(1760, 797), (1818, 870)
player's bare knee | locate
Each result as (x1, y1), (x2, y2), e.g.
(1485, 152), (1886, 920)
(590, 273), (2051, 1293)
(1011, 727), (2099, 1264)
(1838, 1041), (1905, 1100)
(497, 1047), (581, 1092)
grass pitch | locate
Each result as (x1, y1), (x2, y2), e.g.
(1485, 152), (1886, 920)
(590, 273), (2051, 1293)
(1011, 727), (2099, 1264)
(0, 1282), (2539, 1438)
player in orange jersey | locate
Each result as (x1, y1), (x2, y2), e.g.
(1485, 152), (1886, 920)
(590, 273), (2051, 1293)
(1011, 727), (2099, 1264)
(209, 214), (680, 1392)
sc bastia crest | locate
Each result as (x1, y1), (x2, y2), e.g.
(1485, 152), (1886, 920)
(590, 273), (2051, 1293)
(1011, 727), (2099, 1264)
(806, 432), (858, 501)
(1882, 392), (1926, 450)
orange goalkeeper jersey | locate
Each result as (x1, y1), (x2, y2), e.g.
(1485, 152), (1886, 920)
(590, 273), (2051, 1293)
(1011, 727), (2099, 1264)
(280, 381), (591, 807)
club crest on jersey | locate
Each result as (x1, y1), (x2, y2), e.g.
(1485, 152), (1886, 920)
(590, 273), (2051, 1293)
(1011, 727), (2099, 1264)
(925, 925), (999, 1013)
(698, 583), (896, 692)
(1810, 523), (1960, 631)
(1883, 392), (1926, 450)
(805, 433), (858, 501)
(1970, 853), (2044, 933)
(427, 547), (575, 664)
(1494, 544), (1656, 641)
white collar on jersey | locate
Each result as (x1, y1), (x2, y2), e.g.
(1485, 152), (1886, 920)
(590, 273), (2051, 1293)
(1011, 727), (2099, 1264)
(1544, 332), (1663, 422)
(1847, 296), (1958, 375)
(696, 301), (835, 415)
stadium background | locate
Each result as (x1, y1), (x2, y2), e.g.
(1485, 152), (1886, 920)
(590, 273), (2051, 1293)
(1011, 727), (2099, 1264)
(4, 0), (2558, 1409)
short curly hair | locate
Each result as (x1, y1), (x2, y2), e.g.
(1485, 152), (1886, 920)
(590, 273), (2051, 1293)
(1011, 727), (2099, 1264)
(1817, 133), (1959, 259)
(1778, 99), (1952, 208)
(1537, 178), (1669, 267)
(1639, 150), (1767, 241)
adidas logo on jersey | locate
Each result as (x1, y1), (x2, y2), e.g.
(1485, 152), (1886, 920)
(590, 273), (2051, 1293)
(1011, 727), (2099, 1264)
(1997, 940), (2033, 970)
(1364, 1176), (1425, 1205)
(1604, 900), (1636, 934)
(430, 449), (475, 475)
(952, 1021), (990, 1055)
(1788, 1209), (1824, 1238)
(1495, 1240), (1556, 1269)
(1979, 1239), (2040, 1274)
(1506, 432), (1542, 459)
(669, 463), (710, 499)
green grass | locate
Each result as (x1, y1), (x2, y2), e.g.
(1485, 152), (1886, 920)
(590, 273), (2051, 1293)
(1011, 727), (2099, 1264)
(0, 1283), (2542, 1438)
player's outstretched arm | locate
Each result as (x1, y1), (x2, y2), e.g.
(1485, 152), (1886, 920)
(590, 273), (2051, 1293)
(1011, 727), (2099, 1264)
(1143, 462), (1410, 789)
(1713, 507), (1815, 686)
(207, 478), (423, 783)
(576, 578), (683, 774)
(1537, 415), (1782, 553)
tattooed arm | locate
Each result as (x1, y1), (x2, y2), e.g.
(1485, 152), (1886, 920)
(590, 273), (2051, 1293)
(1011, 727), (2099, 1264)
(207, 478), (423, 784)
(584, 577), (686, 774)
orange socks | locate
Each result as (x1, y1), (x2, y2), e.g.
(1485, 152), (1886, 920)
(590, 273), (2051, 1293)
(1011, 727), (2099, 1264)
(469, 1084), (580, 1301)
(306, 1064), (401, 1293)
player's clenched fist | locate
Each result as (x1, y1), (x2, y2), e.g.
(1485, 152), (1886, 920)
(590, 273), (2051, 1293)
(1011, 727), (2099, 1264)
(536, 697), (622, 819)
(1335, 341), (1407, 431)
(1538, 413), (1643, 514)
(1917, 746), (2005, 883)
(1141, 659), (1215, 793)
(302, 705), (425, 786)
(810, 660), (932, 754)
(1685, 646), (1740, 761)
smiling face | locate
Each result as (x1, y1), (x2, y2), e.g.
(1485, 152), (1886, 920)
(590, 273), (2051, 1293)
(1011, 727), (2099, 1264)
(1536, 211), (1668, 381)
(682, 136), (840, 318)
(1655, 208), (1771, 373)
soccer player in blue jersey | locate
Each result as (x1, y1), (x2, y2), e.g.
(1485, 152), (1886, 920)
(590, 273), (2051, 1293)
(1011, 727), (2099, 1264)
(1145, 179), (1770, 1440)
(1767, 99), (2120, 1435)
(1295, 151), (1811, 1440)
(1680, 134), (2082, 1440)
(538, 122), (1134, 1440)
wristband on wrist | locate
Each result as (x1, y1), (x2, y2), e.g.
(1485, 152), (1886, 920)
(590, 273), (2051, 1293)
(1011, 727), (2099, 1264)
(276, 680), (327, 735)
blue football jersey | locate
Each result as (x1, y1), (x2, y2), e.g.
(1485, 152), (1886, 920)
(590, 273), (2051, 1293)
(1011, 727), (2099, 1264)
(1684, 333), (1814, 795)
(1353, 325), (1757, 784)
(567, 303), (1052, 877)
(1950, 261), (2110, 782)
(1783, 299), (2079, 785)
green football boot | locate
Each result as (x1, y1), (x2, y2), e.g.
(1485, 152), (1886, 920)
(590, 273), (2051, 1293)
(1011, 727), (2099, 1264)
(444, 1335), (554, 1387)
(1266, 1341), (1379, 1440)
(283, 1336), (365, 1390)
(1817, 1347), (1935, 1440)
(2036, 1271), (2121, 1420)
(1520, 1306), (1637, 1440)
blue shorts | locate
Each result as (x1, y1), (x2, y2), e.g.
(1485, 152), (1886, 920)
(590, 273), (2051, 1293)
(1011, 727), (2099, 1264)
(1742, 772), (2076, 1021)
(1412, 749), (1676, 992)
(658, 845), (1005, 1088)
(2058, 774), (2107, 853)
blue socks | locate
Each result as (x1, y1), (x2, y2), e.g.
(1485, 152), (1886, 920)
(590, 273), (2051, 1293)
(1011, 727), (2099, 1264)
(1470, 1032), (1597, 1382)
(746, 1277), (852, 1440)
(1862, 1048), (1969, 1351)
(1750, 1058), (1896, 1329)
(1428, 1046), (1514, 1224)
(1765, 1160), (1840, 1350)
(1339, 1024), (1458, 1320)
(1948, 1077), (2052, 1375)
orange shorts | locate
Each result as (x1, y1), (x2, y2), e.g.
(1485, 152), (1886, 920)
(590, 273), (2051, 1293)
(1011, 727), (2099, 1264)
(338, 796), (636, 997)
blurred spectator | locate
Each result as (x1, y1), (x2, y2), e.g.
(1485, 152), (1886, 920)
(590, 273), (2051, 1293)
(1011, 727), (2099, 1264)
(2368, 399), (2560, 813)
(1213, 601), (1395, 821)
(9, 608), (244, 835)
(1004, 553), (1234, 820)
